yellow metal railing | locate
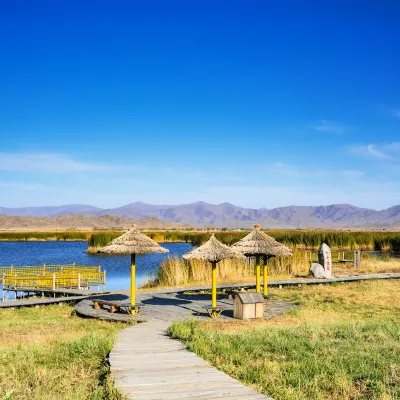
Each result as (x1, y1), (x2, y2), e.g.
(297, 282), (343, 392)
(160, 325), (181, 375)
(2, 271), (106, 290)
(0, 264), (105, 290)
(0, 264), (101, 276)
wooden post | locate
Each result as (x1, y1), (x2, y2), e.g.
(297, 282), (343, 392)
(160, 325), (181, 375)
(52, 273), (56, 290)
(255, 256), (261, 293)
(212, 262), (217, 309)
(77, 273), (81, 289)
(131, 254), (136, 309)
(43, 264), (46, 273)
(263, 256), (269, 298)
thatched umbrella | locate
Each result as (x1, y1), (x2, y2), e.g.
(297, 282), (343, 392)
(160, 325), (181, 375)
(99, 225), (168, 314)
(183, 234), (242, 318)
(232, 224), (292, 297)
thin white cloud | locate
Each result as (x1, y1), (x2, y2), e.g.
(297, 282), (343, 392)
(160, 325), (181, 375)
(348, 142), (400, 160)
(0, 153), (118, 173)
(314, 120), (348, 134)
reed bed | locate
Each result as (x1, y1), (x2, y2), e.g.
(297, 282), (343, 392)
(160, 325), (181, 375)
(144, 250), (400, 288)
(145, 250), (310, 288)
(0, 231), (90, 241)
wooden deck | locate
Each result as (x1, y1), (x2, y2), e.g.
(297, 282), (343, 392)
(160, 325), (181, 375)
(110, 321), (273, 399)
(0, 295), (93, 308)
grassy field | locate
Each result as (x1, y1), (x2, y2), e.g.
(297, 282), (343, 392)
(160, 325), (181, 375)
(169, 280), (400, 400)
(0, 305), (125, 400)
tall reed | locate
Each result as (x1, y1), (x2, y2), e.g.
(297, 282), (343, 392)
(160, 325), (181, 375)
(147, 249), (309, 287)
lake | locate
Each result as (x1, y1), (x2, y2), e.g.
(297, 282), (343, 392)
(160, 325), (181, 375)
(0, 241), (192, 293)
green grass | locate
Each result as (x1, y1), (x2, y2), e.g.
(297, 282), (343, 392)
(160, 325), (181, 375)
(0, 305), (125, 400)
(0, 232), (90, 241)
(88, 230), (400, 252)
(168, 280), (400, 400)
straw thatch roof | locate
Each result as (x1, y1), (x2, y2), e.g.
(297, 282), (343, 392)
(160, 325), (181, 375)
(98, 225), (169, 255)
(183, 235), (243, 263)
(232, 224), (292, 257)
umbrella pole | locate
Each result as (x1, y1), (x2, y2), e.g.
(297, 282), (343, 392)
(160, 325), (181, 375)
(212, 262), (217, 309)
(256, 255), (261, 292)
(130, 254), (137, 312)
(263, 257), (268, 298)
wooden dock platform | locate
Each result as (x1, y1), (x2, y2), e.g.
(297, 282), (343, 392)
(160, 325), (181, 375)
(0, 295), (93, 309)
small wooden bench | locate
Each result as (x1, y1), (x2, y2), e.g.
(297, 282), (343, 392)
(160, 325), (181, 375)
(202, 304), (228, 318)
(92, 300), (142, 315)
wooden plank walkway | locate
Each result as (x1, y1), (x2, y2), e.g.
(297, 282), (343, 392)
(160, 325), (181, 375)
(1, 287), (107, 296)
(110, 320), (272, 399)
(0, 295), (93, 308)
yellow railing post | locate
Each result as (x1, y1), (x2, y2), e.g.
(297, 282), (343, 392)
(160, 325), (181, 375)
(131, 254), (136, 309)
(212, 262), (217, 309)
(255, 255), (261, 293)
(263, 256), (269, 298)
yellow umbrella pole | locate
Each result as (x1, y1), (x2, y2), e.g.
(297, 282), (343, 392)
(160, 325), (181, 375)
(263, 256), (269, 298)
(255, 255), (261, 292)
(211, 261), (217, 309)
(130, 254), (136, 310)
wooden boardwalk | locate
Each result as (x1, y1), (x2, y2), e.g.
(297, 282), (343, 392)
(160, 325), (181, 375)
(110, 320), (273, 399)
(0, 295), (93, 308)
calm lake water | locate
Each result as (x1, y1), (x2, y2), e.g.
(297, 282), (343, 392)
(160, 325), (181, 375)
(0, 241), (192, 292)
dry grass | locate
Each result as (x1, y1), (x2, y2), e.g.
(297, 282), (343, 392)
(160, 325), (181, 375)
(143, 251), (400, 289)
(0, 305), (125, 400)
(169, 280), (400, 400)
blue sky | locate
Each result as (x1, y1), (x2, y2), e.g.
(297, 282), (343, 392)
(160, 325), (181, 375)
(0, 0), (399, 210)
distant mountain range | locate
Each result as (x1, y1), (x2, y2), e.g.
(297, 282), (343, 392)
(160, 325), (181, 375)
(1, 202), (399, 229)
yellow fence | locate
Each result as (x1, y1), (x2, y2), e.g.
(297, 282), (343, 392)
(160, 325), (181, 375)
(0, 264), (101, 276)
(0, 264), (106, 290)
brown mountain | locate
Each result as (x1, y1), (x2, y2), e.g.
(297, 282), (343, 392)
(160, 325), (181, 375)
(0, 215), (189, 231)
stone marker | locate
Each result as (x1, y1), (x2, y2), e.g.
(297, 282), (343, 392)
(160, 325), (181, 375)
(318, 243), (332, 278)
(353, 250), (361, 267)
(310, 263), (327, 278)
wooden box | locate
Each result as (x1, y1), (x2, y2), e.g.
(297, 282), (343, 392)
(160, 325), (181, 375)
(233, 292), (265, 320)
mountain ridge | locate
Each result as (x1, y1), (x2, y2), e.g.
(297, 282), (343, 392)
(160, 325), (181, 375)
(0, 202), (399, 229)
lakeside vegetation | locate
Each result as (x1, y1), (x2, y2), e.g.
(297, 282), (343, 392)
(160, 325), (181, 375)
(168, 280), (400, 400)
(1, 230), (400, 252)
(143, 252), (400, 289)
(87, 230), (400, 253)
(0, 305), (124, 400)
(0, 231), (90, 241)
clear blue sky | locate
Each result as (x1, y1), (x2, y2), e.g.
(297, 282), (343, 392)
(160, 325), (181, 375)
(0, 0), (399, 210)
